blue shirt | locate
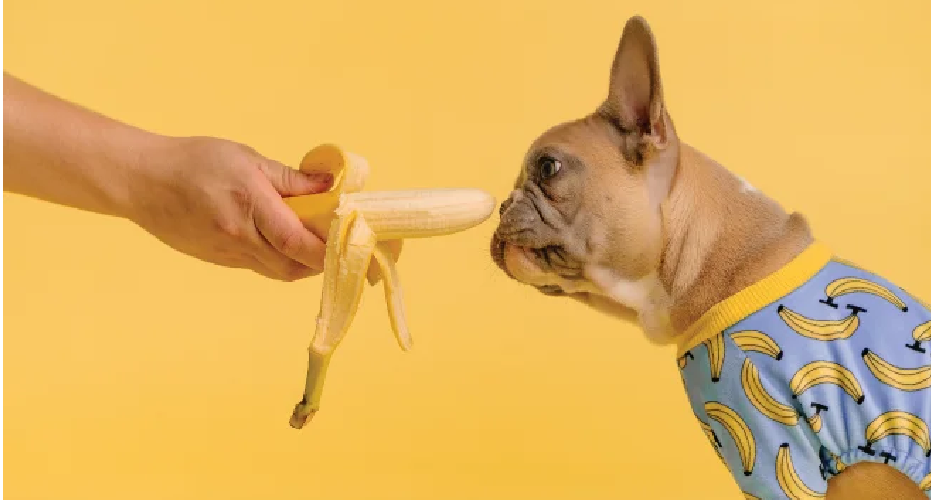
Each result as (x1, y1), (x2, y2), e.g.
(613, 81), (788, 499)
(677, 242), (931, 498)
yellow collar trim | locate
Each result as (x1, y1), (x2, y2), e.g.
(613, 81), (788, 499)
(676, 241), (833, 357)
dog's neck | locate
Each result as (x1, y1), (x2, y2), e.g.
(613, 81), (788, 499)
(654, 143), (814, 345)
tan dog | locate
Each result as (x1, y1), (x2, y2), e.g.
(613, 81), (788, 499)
(490, 16), (928, 500)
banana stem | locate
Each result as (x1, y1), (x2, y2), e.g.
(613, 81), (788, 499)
(289, 349), (332, 429)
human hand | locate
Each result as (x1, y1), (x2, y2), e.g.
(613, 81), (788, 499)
(127, 136), (334, 281)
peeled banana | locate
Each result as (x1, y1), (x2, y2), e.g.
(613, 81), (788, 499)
(283, 144), (496, 428)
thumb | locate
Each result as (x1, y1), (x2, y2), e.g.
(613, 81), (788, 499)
(258, 159), (334, 197)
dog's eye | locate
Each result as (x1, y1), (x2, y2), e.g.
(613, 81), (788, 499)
(539, 156), (561, 180)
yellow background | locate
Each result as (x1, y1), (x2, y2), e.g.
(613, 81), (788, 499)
(4, 1), (930, 498)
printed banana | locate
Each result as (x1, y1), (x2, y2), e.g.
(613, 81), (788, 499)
(284, 144), (496, 428)
(704, 401), (756, 476)
(704, 335), (725, 382)
(914, 321), (931, 342)
(861, 348), (931, 392)
(789, 360), (865, 404)
(909, 320), (931, 353)
(920, 470), (931, 491)
(678, 350), (693, 370)
(742, 493), (761, 500)
(834, 453), (846, 473)
(732, 330), (783, 360)
(823, 277), (908, 312)
(777, 305), (860, 341)
(807, 413), (822, 433)
(741, 358), (799, 426)
(776, 443), (825, 499)
(864, 411), (931, 457)
(697, 417), (725, 464)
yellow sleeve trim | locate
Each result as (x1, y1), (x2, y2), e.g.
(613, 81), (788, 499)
(676, 241), (833, 357)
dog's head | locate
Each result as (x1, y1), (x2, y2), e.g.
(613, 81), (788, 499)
(490, 16), (680, 319)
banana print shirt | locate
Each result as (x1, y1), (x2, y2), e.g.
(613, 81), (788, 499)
(677, 242), (931, 498)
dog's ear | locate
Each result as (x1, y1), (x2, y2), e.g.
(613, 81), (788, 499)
(600, 16), (668, 161)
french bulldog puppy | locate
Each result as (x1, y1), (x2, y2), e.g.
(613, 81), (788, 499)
(490, 15), (929, 500)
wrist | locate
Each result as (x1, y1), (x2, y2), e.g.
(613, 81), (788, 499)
(115, 131), (178, 223)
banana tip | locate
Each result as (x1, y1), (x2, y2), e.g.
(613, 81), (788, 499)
(289, 404), (316, 429)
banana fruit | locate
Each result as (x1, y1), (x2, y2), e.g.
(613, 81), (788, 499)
(704, 401), (756, 476)
(777, 305), (861, 341)
(789, 360), (865, 404)
(732, 330), (783, 360)
(861, 348), (931, 392)
(284, 144), (496, 428)
(862, 411), (931, 457)
(776, 443), (825, 499)
(741, 358), (799, 426)
(822, 277), (909, 312)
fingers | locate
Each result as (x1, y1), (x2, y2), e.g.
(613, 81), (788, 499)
(249, 252), (317, 282)
(258, 159), (333, 197)
(251, 188), (328, 274)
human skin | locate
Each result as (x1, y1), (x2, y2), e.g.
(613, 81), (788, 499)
(3, 72), (335, 281)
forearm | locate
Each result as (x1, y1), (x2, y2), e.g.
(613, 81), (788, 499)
(2, 72), (164, 218)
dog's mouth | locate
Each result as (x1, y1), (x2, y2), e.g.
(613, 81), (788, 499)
(490, 234), (580, 296)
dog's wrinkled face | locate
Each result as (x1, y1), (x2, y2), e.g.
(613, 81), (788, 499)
(490, 117), (663, 296)
(490, 15), (680, 320)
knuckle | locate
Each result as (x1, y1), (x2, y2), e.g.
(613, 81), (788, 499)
(229, 185), (253, 213)
(276, 229), (306, 258)
(214, 216), (242, 239)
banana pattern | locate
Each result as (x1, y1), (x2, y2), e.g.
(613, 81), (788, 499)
(862, 348), (931, 392)
(789, 360), (865, 404)
(822, 276), (909, 312)
(705, 335), (724, 382)
(777, 305), (861, 341)
(732, 330), (784, 360)
(741, 358), (799, 426)
(807, 413), (822, 433)
(678, 350), (694, 370)
(676, 250), (931, 498)
(909, 320), (931, 353)
(697, 417), (726, 463)
(861, 411), (931, 457)
(806, 403), (829, 433)
(776, 443), (826, 499)
(705, 401), (756, 476)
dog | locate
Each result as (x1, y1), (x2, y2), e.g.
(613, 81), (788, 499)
(489, 15), (930, 500)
